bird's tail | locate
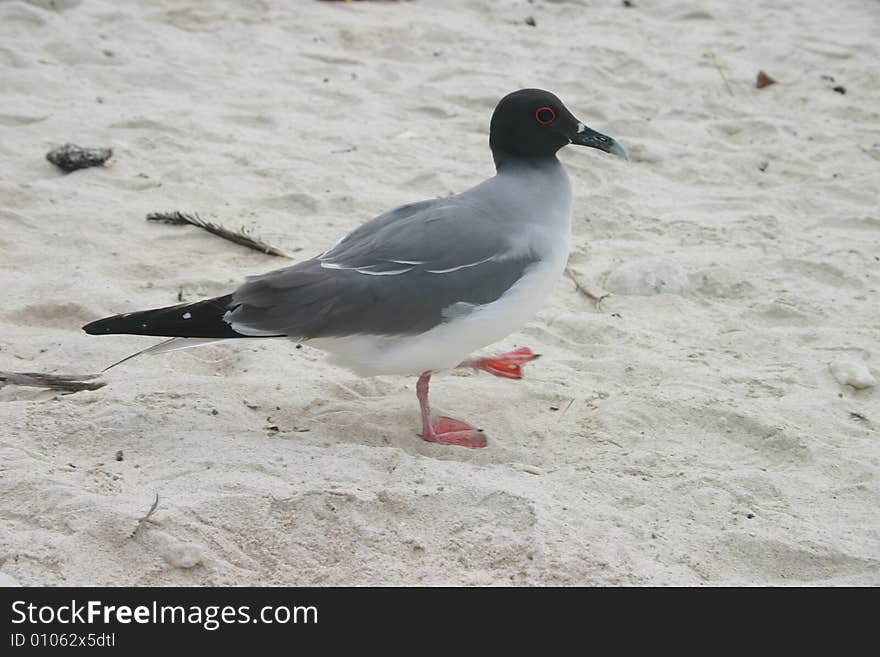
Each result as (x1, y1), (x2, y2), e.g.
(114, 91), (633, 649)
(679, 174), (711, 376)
(101, 337), (240, 372)
(83, 294), (286, 371)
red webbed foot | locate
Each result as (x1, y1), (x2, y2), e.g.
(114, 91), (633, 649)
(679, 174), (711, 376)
(422, 416), (487, 449)
(471, 347), (540, 380)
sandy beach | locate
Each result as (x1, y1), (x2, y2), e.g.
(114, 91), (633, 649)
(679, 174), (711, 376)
(1, 0), (878, 585)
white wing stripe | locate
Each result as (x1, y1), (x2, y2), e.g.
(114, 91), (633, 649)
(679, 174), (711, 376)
(323, 255), (501, 275)
(320, 262), (374, 271)
(355, 266), (414, 276)
(320, 261), (414, 275)
(427, 255), (495, 274)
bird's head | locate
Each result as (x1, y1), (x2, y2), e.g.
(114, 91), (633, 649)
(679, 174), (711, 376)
(489, 88), (627, 166)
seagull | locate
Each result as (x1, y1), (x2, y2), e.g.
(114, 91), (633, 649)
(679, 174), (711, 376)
(83, 89), (626, 449)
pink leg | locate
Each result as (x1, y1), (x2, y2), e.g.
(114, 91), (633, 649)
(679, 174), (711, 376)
(416, 372), (487, 449)
(458, 347), (540, 380)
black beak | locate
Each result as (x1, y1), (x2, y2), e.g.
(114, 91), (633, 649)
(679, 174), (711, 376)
(571, 122), (628, 159)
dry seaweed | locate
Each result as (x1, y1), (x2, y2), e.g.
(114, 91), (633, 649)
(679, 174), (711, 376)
(146, 211), (289, 257)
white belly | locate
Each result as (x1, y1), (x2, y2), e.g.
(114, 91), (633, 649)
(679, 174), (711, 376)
(306, 249), (568, 376)
(306, 254), (567, 377)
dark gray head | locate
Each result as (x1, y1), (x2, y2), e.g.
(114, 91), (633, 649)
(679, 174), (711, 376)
(489, 88), (626, 167)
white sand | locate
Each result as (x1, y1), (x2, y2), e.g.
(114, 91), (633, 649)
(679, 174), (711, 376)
(1, 0), (878, 586)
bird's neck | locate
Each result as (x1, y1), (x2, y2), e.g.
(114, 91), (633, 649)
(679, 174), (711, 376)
(491, 149), (561, 174)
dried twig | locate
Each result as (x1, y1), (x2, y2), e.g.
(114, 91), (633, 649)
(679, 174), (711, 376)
(131, 493), (160, 538)
(146, 211), (289, 257)
(46, 144), (112, 172)
(0, 371), (106, 393)
(565, 266), (610, 306)
(710, 54), (734, 96)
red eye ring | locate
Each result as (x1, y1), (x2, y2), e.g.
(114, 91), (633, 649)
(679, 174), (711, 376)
(535, 106), (556, 125)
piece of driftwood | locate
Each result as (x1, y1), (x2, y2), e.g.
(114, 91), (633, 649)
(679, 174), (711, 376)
(146, 211), (289, 257)
(46, 144), (112, 172)
(0, 371), (106, 392)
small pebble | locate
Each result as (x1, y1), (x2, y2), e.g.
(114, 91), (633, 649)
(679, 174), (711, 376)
(605, 257), (690, 295)
(830, 359), (876, 390)
(162, 542), (204, 569)
(115, 450), (123, 462)
(524, 16), (536, 26)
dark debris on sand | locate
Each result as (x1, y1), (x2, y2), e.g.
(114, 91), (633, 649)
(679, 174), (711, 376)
(756, 71), (777, 89)
(46, 143), (112, 172)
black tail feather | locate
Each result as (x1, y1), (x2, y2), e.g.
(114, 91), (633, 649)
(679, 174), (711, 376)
(82, 294), (250, 338)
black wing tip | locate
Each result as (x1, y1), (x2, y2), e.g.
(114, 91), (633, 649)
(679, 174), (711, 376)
(80, 295), (250, 339)
(82, 316), (118, 335)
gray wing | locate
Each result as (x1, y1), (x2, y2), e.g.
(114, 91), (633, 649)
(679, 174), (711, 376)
(226, 197), (536, 338)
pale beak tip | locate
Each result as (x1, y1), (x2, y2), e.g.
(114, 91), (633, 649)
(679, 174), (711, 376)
(609, 140), (629, 160)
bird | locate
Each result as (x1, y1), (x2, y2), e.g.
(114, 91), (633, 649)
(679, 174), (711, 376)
(83, 89), (627, 449)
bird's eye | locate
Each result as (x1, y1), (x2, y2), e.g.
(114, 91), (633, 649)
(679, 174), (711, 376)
(535, 106), (556, 125)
